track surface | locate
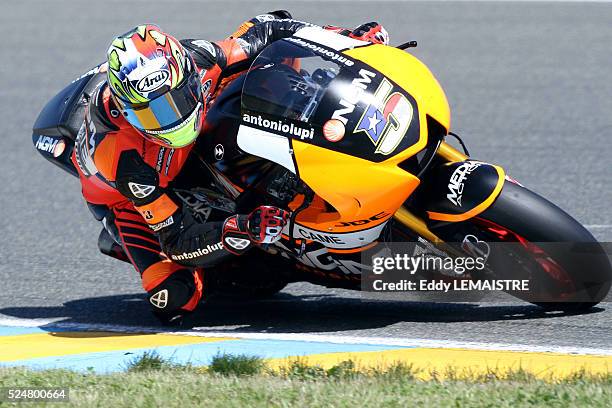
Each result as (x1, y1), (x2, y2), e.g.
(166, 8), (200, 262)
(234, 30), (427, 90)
(1, 1), (611, 348)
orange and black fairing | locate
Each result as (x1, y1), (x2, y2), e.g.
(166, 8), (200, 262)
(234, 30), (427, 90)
(238, 36), (448, 237)
(328, 45), (506, 227)
(237, 31), (509, 245)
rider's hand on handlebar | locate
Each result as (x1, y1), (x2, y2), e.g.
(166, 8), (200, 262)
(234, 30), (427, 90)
(222, 206), (290, 255)
(247, 206), (290, 244)
(349, 22), (389, 45)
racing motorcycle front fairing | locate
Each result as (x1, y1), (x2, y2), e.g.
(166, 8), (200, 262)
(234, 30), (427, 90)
(236, 27), (507, 250)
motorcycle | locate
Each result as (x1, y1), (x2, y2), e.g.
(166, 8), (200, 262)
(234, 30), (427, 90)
(33, 27), (611, 310)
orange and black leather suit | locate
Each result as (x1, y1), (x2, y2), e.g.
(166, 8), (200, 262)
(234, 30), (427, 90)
(72, 12), (309, 322)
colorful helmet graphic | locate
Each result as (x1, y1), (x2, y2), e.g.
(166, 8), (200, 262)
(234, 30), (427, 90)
(107, 25), (203, 148)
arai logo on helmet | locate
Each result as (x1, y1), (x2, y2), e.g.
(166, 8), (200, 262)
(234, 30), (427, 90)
(136, 69), (170, 93)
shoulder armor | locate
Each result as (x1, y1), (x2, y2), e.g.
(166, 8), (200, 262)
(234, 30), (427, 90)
(115, 149), (163, 205)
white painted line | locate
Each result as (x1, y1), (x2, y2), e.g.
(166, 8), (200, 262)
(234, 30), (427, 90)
(181, 330), (612, 356)
(585, 225), (612, 229)
(1, 317), (611, 356)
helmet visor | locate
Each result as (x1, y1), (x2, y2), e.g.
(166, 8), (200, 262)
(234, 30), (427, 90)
(119, 72), (202, 139)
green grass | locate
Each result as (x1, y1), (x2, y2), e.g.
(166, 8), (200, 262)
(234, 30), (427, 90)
(208, 353), (265, 376)
(1, 354), (610, 407)
(126, 351), (182, 372)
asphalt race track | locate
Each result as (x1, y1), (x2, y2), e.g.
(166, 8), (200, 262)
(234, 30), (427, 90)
(1, 1), (611, 349)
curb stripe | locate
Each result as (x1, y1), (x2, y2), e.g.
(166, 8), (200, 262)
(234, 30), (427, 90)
(267, 348), (612, 379)
(175, 330), (612, 356)
(0, 332), (234, 361)
(2, 317), (611, 355)
(1, 320), (611, 378)
(0, 318), (612, 356)
(0, 337), (405, 373)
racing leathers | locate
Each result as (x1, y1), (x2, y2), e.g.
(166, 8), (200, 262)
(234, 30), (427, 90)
(73, 13), (311, 322)
(73, 13), (389, 323)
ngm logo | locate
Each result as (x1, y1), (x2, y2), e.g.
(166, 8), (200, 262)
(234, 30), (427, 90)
(331, 69), (376, 125)
(35, 135), (65, 157)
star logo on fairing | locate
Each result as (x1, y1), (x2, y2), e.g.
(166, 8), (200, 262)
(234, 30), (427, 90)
(352, 78), (415, 156)
(368, 113), (381, 131)
(354, 105), (388, 144)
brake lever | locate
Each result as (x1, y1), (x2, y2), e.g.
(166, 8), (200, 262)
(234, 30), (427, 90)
(396, 41), (418, 50)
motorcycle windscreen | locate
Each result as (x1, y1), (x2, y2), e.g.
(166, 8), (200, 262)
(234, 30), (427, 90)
(239, 36), (421, 221)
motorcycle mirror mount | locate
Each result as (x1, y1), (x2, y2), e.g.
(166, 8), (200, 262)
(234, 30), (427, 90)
(396, 41), (418, 50)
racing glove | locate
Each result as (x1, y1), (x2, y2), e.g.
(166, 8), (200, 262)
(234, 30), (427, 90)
(349, 22), (389, 45)
(222, 206), (290, 255)
(230, 10), (294, 38)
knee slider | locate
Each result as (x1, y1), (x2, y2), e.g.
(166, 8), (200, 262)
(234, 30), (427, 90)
(147, 269), (199, 313)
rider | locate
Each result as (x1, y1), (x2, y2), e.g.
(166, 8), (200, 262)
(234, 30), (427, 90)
(73, 11), (389, 324)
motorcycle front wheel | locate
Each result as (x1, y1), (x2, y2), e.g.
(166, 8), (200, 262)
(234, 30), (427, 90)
(464, 181), (612, 310)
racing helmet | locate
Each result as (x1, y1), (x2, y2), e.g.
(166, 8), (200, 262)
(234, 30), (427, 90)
(106, 25), (204, 148)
